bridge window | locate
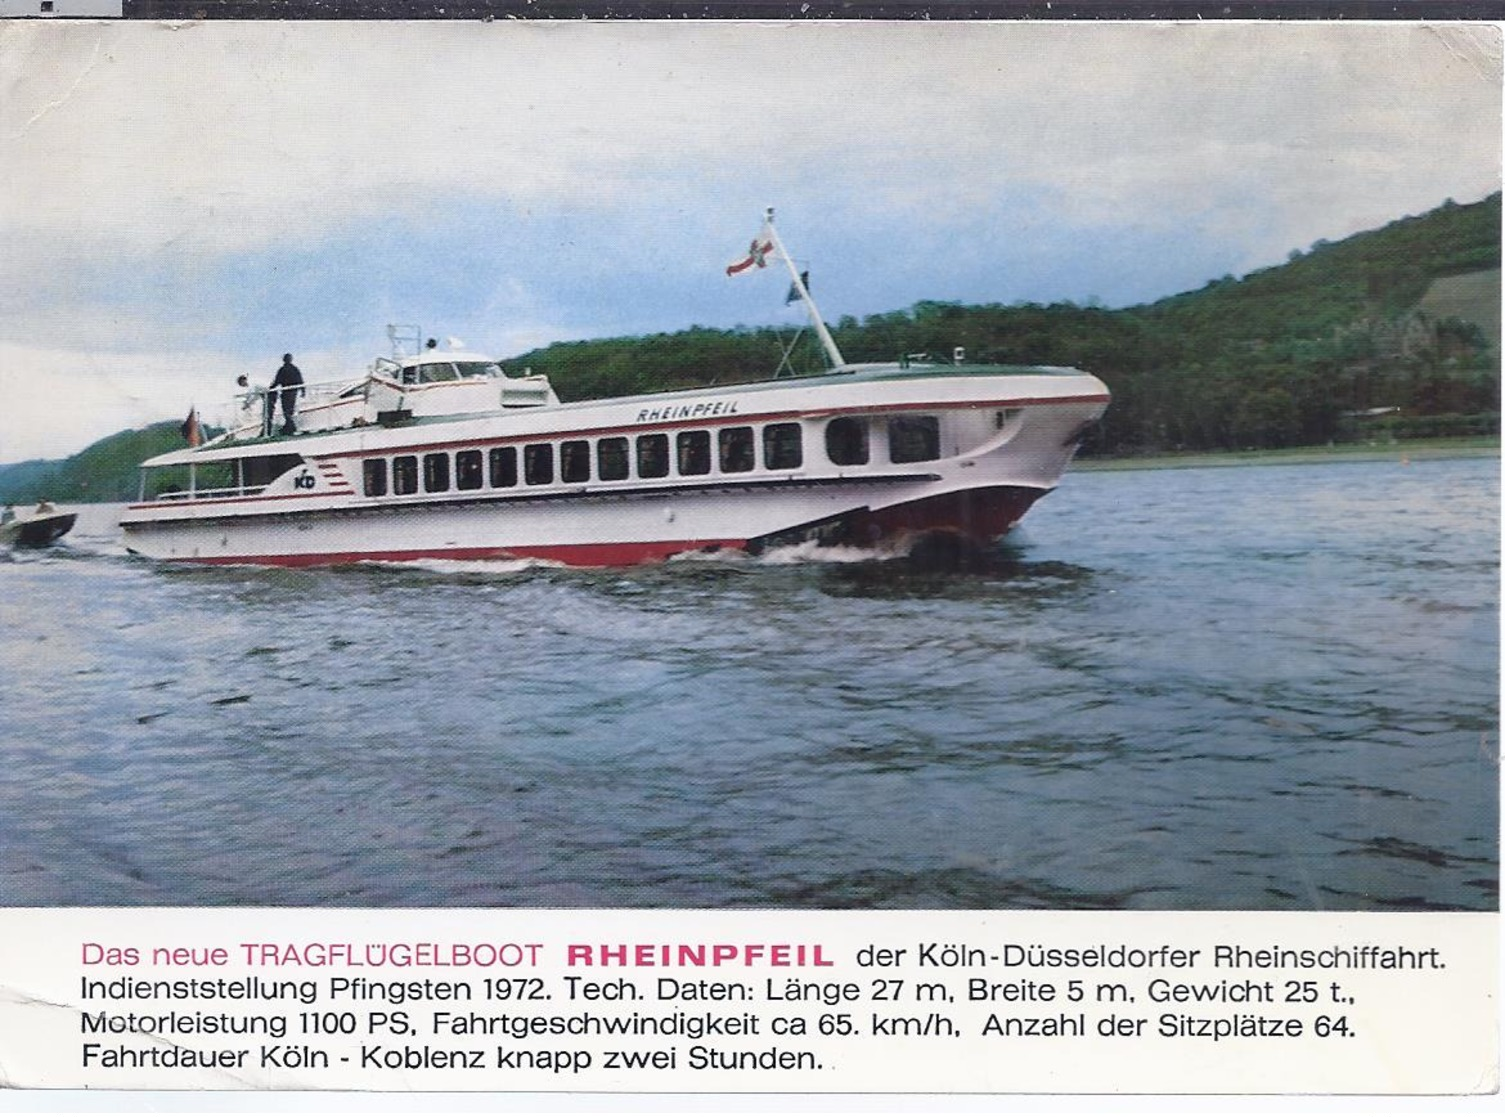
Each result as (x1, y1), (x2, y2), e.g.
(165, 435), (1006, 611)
(455, 362), (502, 379)
(423, 453), (450, 492)
(393, 455), (418, 495)
(677, 430), (711, 476)
(524, 443), (554, 485)
(889, 415), (941, 463)
(363, 459), (387, 497)
(560, 440), (591, 484)
(637, 433), (669, 479)
(763, 423), (803, 470)
(719, 427), (754, 473)
(825, 417), (869, 466)
(456, 450), (483, 490)
(489, 446), (517, 488)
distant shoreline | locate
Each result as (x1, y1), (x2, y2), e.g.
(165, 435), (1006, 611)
(1074, 438), (1501, 472)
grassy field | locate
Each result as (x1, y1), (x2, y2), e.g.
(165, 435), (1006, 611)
(1074, 437), (1501, 472)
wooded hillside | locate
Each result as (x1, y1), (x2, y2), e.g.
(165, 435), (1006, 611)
(0, 423), (187, 504)
(509, 192), (1500, 455)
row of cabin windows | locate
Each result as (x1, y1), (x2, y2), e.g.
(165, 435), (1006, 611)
(359, 416), (943, 498)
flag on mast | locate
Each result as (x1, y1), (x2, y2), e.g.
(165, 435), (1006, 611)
(785, 270), (810, 304)
(726, 220), (776, 276)
(179, 408), (200, 447)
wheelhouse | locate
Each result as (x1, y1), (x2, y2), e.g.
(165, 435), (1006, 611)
(375, 354), (505, 385)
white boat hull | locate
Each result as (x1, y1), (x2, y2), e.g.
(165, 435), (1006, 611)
(122, 365), (1109, 567)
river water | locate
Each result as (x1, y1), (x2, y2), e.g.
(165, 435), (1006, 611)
(0, 456), (1496, 910)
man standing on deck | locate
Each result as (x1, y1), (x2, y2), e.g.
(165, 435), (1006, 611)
(270, 353), (305, 436)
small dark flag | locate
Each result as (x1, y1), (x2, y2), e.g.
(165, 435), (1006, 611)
(786, 270), (810, 304)
(180, 408), (200, 447)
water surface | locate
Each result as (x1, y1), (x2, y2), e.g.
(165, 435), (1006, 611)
(0, 456), (1496, 910)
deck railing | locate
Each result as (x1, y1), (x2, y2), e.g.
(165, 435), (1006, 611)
(226, 378), (367, 441)
(148, 484), (269, 502)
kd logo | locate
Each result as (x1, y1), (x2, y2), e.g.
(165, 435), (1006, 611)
(294, 473), (316, 490)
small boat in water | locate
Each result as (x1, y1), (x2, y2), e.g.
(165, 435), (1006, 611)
(1, 501), (77, 548)
(121, 211), (1110, 567)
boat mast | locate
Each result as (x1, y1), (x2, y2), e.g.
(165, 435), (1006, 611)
(763, 207), (846, 370)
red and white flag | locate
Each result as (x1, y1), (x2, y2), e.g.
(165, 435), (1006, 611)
(726, 222), (776, 277)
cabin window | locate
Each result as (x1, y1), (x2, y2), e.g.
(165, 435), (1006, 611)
(241, 454), (305, 489)
(560, 440), (591, 484)
(421, 362), (460, 383)
(677, 430), (711, 476)
(825, 417), (869, 466)
(524, 443), (554, 485)
(597, 437), (629, 481)
(889, 415), (941, 463)
(456, 449), (483, 490)
(489, 446), (518, 488)
(363, 459), (388, 497)
(393, 455), (418, 495)
(719, 426), (755, 473)
(763, 423), (803, 470)
(636, 433), (669, 479)
(423, 453), (450, 492)
(203, 462), (236, 493)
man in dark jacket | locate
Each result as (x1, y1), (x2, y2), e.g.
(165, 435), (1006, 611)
(270, 354), (305, 435)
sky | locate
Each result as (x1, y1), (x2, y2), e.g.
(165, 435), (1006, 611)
(0, 19), (1500, 463)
